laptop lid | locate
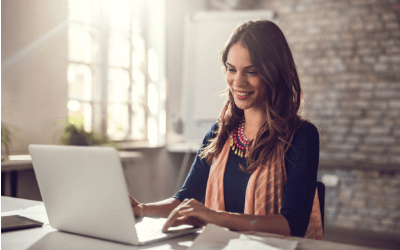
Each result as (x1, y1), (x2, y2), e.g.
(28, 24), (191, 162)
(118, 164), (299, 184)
(29, 145), (139, 245)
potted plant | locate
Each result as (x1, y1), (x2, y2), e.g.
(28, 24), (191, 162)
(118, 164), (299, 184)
(59, 115), (122, 151)
(1, 122), (11, 161)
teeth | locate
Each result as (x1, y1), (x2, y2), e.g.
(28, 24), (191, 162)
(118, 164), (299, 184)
(237, 92), (250, 96)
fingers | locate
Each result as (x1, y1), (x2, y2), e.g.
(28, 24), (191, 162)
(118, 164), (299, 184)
(162, 199), (205, 232)
(128, 194), (143, 217)
(162, 201), (189, 232)
(129, 194), (140, 207)
(163, 205), (184, 232)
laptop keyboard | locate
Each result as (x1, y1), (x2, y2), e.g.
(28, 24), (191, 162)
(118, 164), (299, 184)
(135, 218), (168, 242)
(134, 217), (198, 243)
(136, 224), (165, 238)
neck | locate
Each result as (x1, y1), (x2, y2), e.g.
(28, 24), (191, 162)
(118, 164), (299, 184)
(243, 109), (266, 139)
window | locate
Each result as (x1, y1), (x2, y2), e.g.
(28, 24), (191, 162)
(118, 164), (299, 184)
(68, 0), (162, 144)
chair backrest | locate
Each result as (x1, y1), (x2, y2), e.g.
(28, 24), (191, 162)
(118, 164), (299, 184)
(316, 181), (325, 233)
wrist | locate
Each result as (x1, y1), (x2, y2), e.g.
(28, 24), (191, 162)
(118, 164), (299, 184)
(138, 204), (146, 217)
(212, 210), (227, 226)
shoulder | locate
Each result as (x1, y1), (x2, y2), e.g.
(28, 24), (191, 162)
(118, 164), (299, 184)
(208, 121), (219, 137)
(288, 120), (319, 153)
(202, 121), (219, 144)
(211, 121), (219, 133)
(293, 120), (319, 142)
(285, 121), (320, 172)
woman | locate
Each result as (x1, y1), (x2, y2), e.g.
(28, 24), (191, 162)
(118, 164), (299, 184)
(130, 20), (323, 239)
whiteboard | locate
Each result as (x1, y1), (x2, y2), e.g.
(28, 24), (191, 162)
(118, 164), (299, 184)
(181, 11), (275, 142)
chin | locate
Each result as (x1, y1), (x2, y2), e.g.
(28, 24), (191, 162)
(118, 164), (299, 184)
(233, 101), (251, 111)
(234, 99), (264, 113)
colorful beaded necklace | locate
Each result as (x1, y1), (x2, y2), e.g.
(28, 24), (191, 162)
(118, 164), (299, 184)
(230, 117), (251, 158)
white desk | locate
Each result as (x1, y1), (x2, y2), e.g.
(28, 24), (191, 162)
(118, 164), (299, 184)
(1, 152), (142, 198)
(1, 196), (198, 250)
(1, 197), (386, 250)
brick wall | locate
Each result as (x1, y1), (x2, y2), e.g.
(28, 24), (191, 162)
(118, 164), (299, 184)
(207, 0), (400, 233)
(258, 0), (400, 234)
(318, 168), (400, 233)
(257, 0), (400, 167)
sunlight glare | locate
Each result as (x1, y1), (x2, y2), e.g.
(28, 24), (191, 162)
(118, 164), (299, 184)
(148, 83), (159, 115)
(68, 100), (81, 111)
(159, 109), (166, 136)
(148, 117), (158, 146)
(148, 49), (159, 82)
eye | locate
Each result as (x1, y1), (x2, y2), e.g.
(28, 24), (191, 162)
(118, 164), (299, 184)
(227, 68), (236, 73)
(247, 70), (258, 75)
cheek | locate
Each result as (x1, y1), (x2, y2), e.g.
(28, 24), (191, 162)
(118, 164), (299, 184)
(255, 79), (266, 93)
(226, 74), (234, 86)
(258, 83), (268, 101)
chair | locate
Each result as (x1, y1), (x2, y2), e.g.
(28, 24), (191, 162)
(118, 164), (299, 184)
(317, 181), (325, 233)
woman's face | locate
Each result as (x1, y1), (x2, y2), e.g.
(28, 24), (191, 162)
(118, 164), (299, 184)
(226, 42), (266, 113)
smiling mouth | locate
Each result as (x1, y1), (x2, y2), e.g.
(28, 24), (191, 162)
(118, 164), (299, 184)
(236, 91), (253, 99)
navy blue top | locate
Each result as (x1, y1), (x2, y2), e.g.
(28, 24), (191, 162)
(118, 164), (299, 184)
(173, 121), (320, 237)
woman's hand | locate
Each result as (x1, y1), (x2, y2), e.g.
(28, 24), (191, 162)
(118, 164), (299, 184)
(162, 198), (216, 232)
(129, 194), (144, 217)
(128, 196), (181, 218)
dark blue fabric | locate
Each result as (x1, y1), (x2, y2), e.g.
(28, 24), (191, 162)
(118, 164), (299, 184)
(173, 121), (319, 237)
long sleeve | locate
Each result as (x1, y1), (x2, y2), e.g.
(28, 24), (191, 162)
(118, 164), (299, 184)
(172, 123), (218, 202)
(280, 122), (320, 237)
(172, 121), (320, 238)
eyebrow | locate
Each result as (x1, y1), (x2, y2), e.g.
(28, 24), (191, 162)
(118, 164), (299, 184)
(225, 62), (255, 70)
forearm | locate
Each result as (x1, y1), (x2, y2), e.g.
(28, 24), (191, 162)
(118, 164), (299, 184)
(139, 198), (181, 218)
(213, 211), (291, 236)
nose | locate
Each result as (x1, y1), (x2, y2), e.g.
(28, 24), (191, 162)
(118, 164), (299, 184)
(232, 72), (247, 87)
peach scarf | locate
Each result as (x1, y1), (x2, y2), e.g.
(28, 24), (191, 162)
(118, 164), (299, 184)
(205, 137), (324, 240)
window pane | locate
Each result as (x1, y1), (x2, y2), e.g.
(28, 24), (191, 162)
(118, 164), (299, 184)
(108, 0), (132, 32)
(132, 1), (144, 34)
(68, 0), (92, 25)
(132, 35), (145, 68)
(91, 66), (102, 102)
(109, 35), (130, 67)
(68, 26), (92, 63)
(147, 116), (158, 146)
(148, 49), (159, 82)
(91, 103), (102, 133)
(68, 0), (149, 143)
(108, 103), (129, 140)
(68, 101), (92, 133)
(68, 64), (92, 101)
(132, 69), (145, 105)
(132, 105), (146, 140)
(132, 18), (141, 34)
(108, 68), (130, 102)
(82, 102), (93, 132)
(147, 82), (158, 115)
(91, 0), (102, 28)
(91, 29), (101, 65)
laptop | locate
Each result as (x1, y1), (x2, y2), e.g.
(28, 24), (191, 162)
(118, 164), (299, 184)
(29, 144), (200, 245)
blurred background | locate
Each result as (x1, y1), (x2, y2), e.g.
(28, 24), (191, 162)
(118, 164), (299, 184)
(2, 0), (400, 248)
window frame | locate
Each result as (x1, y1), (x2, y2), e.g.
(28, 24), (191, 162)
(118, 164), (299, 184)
(67, 0), (165, 146)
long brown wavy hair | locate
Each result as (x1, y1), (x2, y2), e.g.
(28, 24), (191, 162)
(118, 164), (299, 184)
(199, 20), (305, 173)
